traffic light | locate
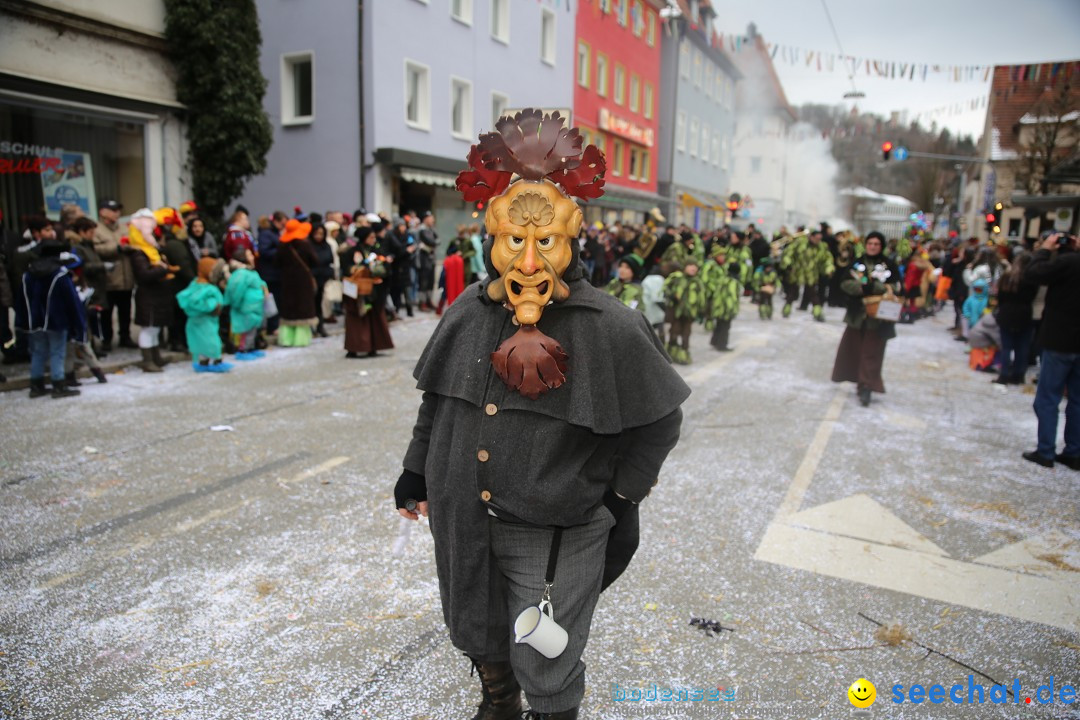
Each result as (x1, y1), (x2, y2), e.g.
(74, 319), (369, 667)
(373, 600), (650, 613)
(985, 202), (1003, 234)
(881, 141), (893, 161)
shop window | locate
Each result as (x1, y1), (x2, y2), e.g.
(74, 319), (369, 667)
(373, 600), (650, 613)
(281, 52), (314, 125)
(0, 102), (146, 227)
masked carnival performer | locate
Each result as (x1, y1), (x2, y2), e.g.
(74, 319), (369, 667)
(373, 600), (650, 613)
(395, 110), (689, 720)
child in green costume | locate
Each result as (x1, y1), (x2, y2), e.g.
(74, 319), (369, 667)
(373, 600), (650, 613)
(605, 255), (645, 311)
(177, 257), (232, 373)
(752, 258), (780, 320)
(225, 249), (269, 360)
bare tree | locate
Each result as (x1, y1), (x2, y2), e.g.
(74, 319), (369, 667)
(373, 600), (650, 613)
(1014, 83), (1080, 195)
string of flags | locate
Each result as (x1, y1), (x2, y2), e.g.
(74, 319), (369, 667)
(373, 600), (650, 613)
(710, 32), (1080, 85)
(912, 95), (990, 122)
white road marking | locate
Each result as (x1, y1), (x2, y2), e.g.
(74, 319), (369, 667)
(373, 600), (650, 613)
(755, 521), (1079, 632)
(756, 394), (1080, 631)
(773, 390), (845, 519)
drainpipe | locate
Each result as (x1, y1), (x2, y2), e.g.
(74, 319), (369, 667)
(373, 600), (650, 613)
(358, 0), (366, 208)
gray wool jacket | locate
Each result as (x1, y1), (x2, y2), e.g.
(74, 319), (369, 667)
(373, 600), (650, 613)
(402, 276), (688, 655)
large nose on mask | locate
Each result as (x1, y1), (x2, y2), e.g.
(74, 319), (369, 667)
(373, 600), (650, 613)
(518, 238), (540, 276)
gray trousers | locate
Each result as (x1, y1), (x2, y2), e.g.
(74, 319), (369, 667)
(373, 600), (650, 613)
(480, 506), (615, 713)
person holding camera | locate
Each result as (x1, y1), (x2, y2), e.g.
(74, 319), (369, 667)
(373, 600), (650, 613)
(1022, 231), (1080, 469)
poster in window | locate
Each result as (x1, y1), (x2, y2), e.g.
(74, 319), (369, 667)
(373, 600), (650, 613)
(41, 151), (96, 221)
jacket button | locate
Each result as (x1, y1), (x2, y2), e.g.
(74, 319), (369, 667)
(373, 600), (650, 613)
(485, 403), (498, 416)
(477, 449), (490, 462)
(480, 490), (492, 502)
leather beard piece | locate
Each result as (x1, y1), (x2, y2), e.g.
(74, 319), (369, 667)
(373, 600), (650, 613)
(490, 325), (569, 400)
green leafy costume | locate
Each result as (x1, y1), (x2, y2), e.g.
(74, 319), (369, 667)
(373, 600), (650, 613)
(604, 278), (644, 311)
(752, 266), (780, 319)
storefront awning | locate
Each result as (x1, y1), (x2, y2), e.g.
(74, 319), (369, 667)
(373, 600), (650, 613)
(680, 192), (709, 209)
(400, 167), (458, 188)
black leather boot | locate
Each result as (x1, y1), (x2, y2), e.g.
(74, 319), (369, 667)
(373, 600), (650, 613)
(65, 371), (82, 387)
(468, 656), (522, 720)
(521, 709), (579, 719)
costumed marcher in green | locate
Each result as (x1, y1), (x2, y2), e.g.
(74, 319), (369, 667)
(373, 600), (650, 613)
(176, 257), (232, 373)
(752, 257), (780, 320)
(662, 258), (706, 365)
(703, 248), (741, 351)
(660, 229), (704, 269)
(604, 255), (645, 310)
(395, 110), (689, 720)
(779, 228), (834, 320)
(224, 249), (268, 359)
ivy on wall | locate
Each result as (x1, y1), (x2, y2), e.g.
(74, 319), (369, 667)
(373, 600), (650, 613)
(164, 0), (272, 226)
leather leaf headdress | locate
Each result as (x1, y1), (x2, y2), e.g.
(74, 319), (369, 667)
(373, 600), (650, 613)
(455, 109), (607, 203)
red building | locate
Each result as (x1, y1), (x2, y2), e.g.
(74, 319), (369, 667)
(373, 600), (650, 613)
(574, 0), (665, 224)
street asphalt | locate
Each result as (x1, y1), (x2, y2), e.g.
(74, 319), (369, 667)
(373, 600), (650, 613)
(1, 298), (1077, 719)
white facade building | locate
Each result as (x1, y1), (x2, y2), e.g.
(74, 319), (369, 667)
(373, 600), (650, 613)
(0, 0), (189, 229)
(840, 186), (916, 239)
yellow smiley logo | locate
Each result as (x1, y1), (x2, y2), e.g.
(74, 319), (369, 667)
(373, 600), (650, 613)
(848, 678), (876, 708)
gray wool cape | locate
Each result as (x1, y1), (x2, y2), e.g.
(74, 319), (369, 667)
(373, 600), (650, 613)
(402, 272), (690, 657)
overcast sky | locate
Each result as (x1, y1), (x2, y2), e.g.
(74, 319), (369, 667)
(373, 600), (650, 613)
(711, 0), (1080, 141)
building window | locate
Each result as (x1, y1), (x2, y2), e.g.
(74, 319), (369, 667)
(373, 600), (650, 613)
(632, 0), (645, 35)
(614, 64), (625, 105)
(596, 53), (609, 97)
(612, 140), (623, 176)
(540, 8), (556, 65)
(643, 83), (654, 120)
(615, 0), (628, 26)
(679, 41), (690, 79)
(491, 91), (509, 129)
(577, 42), (591, 88)
(712, 137), (720, 167)
(629, 74), (640, 113)
(751, 156), (761, 173)
(629, 147), (639, 181)
(676, 111), (686, 151)
(600, 0), (612, 11)
(594, 131), (605, 155)
(646, 9), (656, 46)
(451, 0), (472, 25)
(688, 116), (699, 156)
(704, 63), (713, 98)
(450, 76), (473, 140)
(725, 78), (734, 109)
(404, 59), (430, 130)
(701, 124), (709, 162)
(693, 48), (703, 87)
(641, 150), (650, 182)
(281, 52), (314, 125)
(491, 0), (510, 43)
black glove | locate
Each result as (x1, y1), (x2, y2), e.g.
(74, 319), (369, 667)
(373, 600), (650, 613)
(603, 487), (635, 522)
(394, 469), (427, 510)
